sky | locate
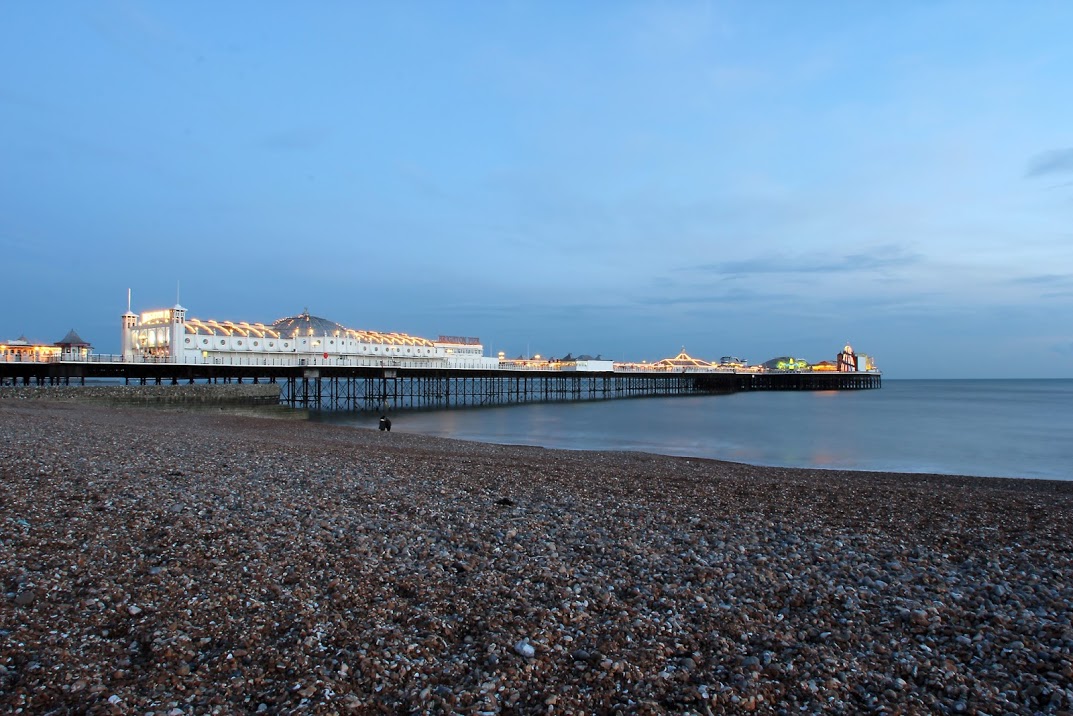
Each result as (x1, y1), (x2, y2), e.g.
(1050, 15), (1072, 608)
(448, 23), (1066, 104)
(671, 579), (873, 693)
(2, 1), (1072, 378)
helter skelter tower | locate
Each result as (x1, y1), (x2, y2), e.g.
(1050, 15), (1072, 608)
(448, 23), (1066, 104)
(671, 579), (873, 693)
(837, 343), (858, 372)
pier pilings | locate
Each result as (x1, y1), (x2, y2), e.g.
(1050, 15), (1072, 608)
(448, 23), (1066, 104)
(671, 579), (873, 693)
(276, 368), (880, 410)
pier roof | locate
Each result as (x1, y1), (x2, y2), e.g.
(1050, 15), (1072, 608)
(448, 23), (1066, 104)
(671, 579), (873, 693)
(272, 311), (434, 346)
(273, 310), (346, 337)
(55, 329), (90, 347)
(651, 350), (713, 369)
(185, 319), (280, 338)
(177, 309), (434, 347)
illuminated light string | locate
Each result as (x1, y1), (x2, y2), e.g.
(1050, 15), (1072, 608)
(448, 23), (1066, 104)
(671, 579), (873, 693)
(651, 349), (712, 369)
(152, 314), (442, 347)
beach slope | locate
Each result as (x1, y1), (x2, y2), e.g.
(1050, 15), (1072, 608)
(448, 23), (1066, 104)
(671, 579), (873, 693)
(2, 401), (1071, 714)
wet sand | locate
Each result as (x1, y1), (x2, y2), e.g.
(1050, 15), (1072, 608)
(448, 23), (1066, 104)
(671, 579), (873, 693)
(2, 399), (1071, 714)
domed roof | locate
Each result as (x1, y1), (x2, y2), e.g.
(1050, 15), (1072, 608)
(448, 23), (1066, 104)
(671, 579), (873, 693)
(273, 309), (347, 337)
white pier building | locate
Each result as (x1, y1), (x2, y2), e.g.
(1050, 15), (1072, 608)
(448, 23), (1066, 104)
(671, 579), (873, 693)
(122, 305), (499, 370)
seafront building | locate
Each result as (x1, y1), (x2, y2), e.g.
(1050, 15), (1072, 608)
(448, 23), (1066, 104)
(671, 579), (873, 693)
(0, 329), (92, 363)
(122, 304), (497, 370)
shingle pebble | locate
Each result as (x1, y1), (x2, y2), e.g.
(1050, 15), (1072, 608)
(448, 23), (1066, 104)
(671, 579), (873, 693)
(1, 398), (1072, 714)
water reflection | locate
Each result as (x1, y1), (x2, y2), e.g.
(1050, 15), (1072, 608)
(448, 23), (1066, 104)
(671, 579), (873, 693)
(325, 380), (1073, 480)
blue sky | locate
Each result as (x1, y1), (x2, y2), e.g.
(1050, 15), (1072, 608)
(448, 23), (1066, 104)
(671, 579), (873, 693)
(2, 1), (1071, 378)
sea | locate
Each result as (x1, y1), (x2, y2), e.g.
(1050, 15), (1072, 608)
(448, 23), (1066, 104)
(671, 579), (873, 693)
(329, 379), (1073, 481)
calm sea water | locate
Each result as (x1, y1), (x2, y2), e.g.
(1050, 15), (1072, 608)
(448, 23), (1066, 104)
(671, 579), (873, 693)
(330, 380), (1073, 480)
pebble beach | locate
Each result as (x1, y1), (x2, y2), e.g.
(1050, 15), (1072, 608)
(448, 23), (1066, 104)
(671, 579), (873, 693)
(2, 395), (1072, 715)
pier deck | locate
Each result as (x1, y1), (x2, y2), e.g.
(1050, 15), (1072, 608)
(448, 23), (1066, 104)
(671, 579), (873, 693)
(1, 361), (881, 411)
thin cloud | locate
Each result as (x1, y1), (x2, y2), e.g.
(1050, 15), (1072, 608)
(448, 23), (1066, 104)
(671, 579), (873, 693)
(418, 301), (633, 320)
(640, 290), (798, 307)
(1026, 148), (1073, 178)
(689, 246), (922, 277)
(1009, 274), (1072, 285)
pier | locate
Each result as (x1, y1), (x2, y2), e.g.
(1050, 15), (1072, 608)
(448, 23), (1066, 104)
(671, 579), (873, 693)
(2, 304), (881, 410)
(0, 361), (880, 411)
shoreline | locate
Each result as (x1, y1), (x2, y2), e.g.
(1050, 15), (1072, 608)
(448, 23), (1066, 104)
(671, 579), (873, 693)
(342, 418), (1073, 492)
(8, 382), (1070, 482)
(2, 401), (1072, 714)
(317, 417), (1071, 487)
